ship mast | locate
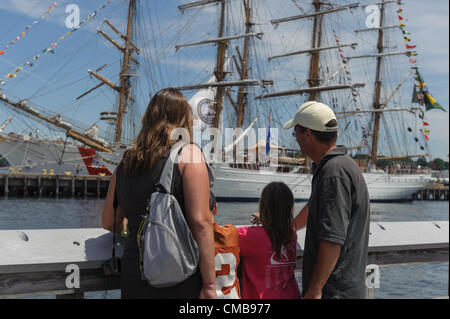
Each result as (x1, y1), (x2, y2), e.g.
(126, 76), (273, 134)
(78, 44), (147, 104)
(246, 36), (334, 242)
(235, 0), (252, 129)
(308, 0), (323, 101)
(345, 1), (427, 162)
(213, 0), (228, 129)
(369, 0), (385, 165)
(83, 0), (139, 145)
(115, 0), (135, 143)
(257, 2), (365, 100)
(173, 0), (273, 127)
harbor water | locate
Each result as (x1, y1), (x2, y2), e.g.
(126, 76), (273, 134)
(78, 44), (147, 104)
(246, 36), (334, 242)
(0, 198), (448, 299)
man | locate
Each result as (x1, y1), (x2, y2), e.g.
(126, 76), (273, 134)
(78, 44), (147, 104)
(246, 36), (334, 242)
(284, 101), (370, 299)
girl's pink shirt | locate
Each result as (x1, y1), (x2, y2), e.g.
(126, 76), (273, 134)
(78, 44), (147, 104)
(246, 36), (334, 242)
(237, 225), (301, 299)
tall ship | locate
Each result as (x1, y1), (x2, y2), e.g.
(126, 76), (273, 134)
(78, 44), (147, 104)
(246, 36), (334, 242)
(0, 0), (444, 201)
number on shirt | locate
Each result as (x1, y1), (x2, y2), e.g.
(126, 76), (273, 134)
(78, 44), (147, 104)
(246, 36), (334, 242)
(215, 252), (239, 299)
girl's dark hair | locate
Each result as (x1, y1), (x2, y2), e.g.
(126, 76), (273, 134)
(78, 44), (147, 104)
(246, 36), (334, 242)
(259, 182), (295, 258)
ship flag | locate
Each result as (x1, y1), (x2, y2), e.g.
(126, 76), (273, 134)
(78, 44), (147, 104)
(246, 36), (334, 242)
(187, 74), (218, 132)
(412, 69), (446, 112)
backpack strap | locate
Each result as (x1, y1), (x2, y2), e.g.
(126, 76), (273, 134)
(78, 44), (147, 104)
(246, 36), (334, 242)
(158, 141), (188, 194)
(158, 141), (215, 194)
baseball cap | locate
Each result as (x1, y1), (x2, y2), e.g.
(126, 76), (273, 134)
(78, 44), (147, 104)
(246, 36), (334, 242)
(283, 101), (338, 132)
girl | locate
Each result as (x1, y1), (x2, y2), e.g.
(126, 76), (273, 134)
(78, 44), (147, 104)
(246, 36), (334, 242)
(238, 182), (301, 299)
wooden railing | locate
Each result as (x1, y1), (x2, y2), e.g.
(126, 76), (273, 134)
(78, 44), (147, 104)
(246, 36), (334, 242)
(0, 221), (448, 299)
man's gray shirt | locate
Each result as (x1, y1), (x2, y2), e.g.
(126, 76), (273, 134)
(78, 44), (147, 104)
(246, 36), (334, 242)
(302, 146), (370, 299)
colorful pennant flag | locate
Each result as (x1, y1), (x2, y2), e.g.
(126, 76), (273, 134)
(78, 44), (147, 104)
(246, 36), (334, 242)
(290, 0), (305, 14)
(0, 2), (58, 57)
(412, 69), (446, 112)
(396, 8), (418, 67)
(1, 0), (114, 85)
(333, 33), (368, 146)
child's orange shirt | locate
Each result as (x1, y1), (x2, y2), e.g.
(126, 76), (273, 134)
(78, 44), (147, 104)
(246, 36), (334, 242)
(214, 222), (241, 299)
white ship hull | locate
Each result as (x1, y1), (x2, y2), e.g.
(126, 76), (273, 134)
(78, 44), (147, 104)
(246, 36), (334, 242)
(211, 163), (431, 202)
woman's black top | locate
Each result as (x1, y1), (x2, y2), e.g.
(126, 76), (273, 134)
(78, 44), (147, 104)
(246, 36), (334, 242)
(115, 147), (202, 299)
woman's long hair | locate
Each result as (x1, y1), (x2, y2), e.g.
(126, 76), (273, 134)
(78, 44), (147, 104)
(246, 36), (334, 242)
(121, 88), (193, 176)
(259, 182), (295, 258)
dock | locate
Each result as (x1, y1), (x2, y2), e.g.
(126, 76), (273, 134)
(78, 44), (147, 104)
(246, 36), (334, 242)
(414, 183), (449, 201)
(0, 221), (448, 299)
(0, 172), (110, 198)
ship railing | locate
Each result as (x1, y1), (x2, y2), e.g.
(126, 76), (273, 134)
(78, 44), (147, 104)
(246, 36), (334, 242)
(365, 167), (433, 176)
(227, 162), (311, 174)
(0, 221), (447, 299)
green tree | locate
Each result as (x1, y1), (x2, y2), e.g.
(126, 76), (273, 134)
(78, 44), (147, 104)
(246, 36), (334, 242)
(432, 158), (449, 170)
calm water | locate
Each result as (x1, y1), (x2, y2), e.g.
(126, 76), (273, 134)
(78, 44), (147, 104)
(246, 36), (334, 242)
(0, 198), (448, 299)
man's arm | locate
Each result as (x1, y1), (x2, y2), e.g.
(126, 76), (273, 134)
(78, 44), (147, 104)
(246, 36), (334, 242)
(294, 204), (308, 230)
(303, 240), (341, 299)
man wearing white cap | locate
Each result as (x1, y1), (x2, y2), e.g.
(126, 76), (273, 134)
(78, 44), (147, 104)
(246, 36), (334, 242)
(284, 101), (370, 299)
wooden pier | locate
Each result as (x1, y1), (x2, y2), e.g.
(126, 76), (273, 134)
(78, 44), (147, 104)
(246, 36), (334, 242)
(0, 172), (110, 198)
(414, 183), (449, 201)
(0, 221), (448, 299)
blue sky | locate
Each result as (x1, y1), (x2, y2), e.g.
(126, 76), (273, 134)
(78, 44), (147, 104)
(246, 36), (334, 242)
(0, 0), (448, 160)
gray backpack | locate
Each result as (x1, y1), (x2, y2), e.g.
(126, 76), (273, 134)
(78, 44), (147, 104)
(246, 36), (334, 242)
(138, 142), (213, 287)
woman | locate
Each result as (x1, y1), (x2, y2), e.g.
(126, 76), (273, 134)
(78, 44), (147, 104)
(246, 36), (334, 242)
(101, 88), (216, 299)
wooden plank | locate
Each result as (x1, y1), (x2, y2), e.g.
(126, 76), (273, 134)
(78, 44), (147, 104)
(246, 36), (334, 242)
(294, 221), (449, 254)
(367, 248), (449, 266)
(0, 228), (124, 274)
(0, 268), (120, 298)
